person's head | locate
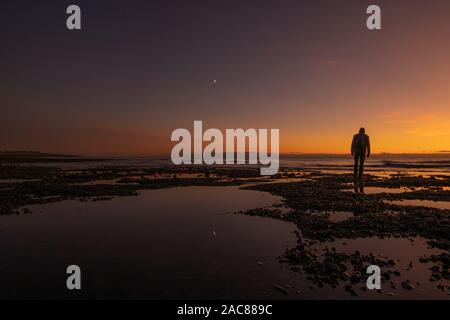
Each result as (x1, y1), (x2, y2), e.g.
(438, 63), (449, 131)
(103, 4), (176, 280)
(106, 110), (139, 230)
(359, 127), (365, 134)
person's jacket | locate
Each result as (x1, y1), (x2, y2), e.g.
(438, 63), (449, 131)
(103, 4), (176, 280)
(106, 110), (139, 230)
(351, 133), (370, 157)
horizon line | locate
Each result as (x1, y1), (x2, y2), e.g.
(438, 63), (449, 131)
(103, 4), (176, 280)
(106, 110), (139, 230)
(2, 150), (450, 158)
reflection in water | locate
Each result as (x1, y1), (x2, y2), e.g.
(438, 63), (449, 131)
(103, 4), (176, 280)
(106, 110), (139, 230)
(362, 187), (420, 194)
(386, 199), (450, 210)
(353, 181), (365, 194)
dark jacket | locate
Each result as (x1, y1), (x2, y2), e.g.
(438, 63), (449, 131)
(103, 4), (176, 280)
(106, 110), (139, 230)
(351, 133), (370, 157)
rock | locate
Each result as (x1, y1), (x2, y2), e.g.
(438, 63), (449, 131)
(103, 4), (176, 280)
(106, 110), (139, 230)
(272, 285), (289, 295)
(431, 273), (441, 280)
(401, 281), (415, 290)
(345, 285), (358, 296)
(350, 272), (362, 284)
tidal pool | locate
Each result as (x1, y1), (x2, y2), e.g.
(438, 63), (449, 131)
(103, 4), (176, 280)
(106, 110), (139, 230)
(1, 185), (448, 299)
(0, 186), (300, 299)
(386, 199), (450, 210)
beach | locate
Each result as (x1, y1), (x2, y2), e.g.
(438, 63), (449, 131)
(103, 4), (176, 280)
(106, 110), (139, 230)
(0, 153), (449, 299)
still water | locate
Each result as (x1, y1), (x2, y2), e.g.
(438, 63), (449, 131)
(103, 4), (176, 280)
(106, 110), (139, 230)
(0, 185), (448, 299)
(0, 186), (299, 299)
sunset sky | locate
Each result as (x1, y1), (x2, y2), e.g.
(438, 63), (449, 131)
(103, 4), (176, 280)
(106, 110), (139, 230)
(1, 0), (450, 155)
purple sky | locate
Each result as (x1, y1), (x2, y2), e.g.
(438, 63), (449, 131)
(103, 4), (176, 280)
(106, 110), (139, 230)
(1, 0), (450, 155)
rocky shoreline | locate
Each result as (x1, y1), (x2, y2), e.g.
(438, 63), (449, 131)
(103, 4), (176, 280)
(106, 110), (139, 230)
(239, 173), (450, 297)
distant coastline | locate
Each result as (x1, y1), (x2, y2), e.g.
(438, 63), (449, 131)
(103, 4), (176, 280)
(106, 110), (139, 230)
(2, 150), (450, 158)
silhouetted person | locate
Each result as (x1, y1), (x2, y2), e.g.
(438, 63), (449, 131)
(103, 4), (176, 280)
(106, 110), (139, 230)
(351, 128), (370, 180)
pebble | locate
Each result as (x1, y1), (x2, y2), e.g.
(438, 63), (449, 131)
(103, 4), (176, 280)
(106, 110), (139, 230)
(401, 281), (415, 290)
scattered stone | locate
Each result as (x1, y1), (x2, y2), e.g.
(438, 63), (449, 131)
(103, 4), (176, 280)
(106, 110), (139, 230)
(401, 281), (415, 290)
(272, 285), (289, 295)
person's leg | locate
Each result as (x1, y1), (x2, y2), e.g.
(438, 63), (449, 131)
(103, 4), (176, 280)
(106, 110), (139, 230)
(354, 155), (359, 178)
(359, 156), (365, 179)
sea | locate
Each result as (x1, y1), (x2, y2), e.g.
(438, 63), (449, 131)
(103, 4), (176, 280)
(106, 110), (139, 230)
(28, 153), (450, 176)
